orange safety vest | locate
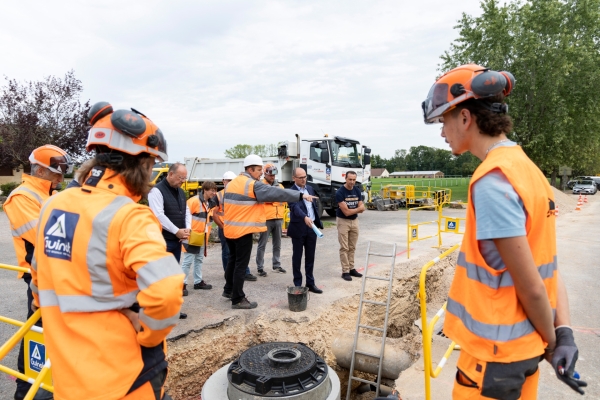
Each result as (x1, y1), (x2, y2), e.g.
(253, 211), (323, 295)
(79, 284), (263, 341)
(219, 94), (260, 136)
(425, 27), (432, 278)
(444, 146), (558, 363)
(223, 173), (266, 239)
(261, 178), (286, 220)
(188, 194), (213, 236)
(31, 166), (184, 400)
(215, 189), (225, 218)
(3, 174), (52, 278)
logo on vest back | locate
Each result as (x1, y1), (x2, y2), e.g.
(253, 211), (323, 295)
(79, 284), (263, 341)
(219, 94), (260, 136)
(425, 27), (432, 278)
(44, 209), (79, 261)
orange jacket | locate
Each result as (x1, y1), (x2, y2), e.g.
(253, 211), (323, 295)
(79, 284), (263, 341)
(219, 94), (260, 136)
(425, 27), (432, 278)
(3, 174), (53, 278)
(223, 174), (266, 239)
(31, 166), (184, 400)
(444, 146), (558, 362)
(261, 178), (286, 220)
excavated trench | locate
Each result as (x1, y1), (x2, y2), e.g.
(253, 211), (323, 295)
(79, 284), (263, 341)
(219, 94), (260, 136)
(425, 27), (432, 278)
(164, 252), (457, 400)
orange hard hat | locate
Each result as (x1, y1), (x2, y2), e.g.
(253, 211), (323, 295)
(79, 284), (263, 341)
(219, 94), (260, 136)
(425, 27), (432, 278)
(86, 102), (168, 161)
(29, 145), (73, 175)
(264, 163), (278, 175)
(422, 64), (515, 124)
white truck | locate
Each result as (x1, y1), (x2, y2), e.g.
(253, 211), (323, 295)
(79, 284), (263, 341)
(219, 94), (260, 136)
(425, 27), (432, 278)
(182, 134), (372, 217)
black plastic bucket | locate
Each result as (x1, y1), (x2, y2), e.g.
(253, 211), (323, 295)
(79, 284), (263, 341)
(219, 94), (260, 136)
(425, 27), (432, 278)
(287, 286), (309, 312)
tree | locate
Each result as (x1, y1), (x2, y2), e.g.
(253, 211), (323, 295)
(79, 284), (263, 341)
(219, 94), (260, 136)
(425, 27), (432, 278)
(0, 71), (90, 169)
(224, 144), (278, 158)
(440, 0), (600, 185)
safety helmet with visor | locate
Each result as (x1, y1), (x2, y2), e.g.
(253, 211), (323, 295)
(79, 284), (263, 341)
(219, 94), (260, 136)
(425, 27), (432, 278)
(86, 101), (168, 162)
(422, 64), (515, 124)
(29, 145), (74, 175)
(264, 163), (278, 176)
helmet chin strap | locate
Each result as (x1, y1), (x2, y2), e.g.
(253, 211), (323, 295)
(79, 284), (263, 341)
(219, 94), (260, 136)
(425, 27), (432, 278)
(97, 152), (124, 165)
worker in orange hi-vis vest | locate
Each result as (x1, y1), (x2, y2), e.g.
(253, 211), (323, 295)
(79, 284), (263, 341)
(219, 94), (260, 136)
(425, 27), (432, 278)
(30, 102), (183, 400)
(222, 154), (317, 309)
(4, 144), (72, 400)
(422, 64), (586, 398)
(255, 163), (287, 277)
(181, 181), (218, 293)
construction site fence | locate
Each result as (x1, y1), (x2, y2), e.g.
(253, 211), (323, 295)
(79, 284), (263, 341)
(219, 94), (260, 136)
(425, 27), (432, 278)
(0, 263), (53, 400)
(418, 244), (461, 400)
(406, 201), (467, 258)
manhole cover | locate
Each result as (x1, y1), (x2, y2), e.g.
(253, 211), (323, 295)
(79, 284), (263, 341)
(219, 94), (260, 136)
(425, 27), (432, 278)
(227, 342), (328, 397)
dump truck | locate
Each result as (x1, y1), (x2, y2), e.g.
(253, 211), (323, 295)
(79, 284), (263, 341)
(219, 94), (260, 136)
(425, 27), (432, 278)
(150, 162), (201, 196)
(158, 135), (371, 217)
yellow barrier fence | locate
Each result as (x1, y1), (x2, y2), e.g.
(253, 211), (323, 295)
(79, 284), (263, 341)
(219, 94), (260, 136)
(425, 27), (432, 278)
(406, 205), (440, 258)
(0, 264), (54, 400)
(438, 202), (466, 247)
(418, 245), (461, 400)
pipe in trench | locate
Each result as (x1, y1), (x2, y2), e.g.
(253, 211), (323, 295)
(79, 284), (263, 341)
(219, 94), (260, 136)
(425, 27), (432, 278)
(332, 330), (413, 380)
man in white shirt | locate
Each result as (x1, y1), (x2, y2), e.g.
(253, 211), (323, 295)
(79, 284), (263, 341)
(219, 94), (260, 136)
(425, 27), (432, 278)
(148, 162), (191, 318)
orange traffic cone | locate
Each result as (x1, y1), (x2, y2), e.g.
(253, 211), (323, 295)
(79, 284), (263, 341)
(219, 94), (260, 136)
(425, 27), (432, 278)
(555, 204), (559, 217)
(575, 201), (582, 211)
(584, 195), (588, 203)
(578, 194), (583, 202)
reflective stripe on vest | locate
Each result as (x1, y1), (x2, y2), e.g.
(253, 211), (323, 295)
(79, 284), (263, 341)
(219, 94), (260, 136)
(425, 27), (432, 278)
(223, 175), (267, 239)
(139, 308), (180, 331)
(11, 219), (38, 237)
(8, 187), (43, 205)
(457, 252), (557, 290)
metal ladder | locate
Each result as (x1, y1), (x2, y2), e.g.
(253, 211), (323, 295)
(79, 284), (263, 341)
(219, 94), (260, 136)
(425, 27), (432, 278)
(346, 241), (397, 399)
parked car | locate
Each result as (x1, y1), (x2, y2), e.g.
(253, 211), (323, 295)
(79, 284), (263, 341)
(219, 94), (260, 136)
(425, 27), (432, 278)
(590, 176), (600, 190)
(567, 176), (593, 189)
(572, 180), (597, 195)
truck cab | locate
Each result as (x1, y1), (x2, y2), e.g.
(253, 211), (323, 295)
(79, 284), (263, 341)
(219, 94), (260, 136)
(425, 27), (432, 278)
(278, 135), (371, 216)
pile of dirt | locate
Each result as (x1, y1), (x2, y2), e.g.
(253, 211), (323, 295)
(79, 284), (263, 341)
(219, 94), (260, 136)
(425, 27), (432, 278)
(551, 187), (578, 215)
(164, 250), (458, 400)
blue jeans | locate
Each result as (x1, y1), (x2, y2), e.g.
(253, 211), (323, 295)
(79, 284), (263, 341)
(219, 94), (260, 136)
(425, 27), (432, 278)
(181, 249), (204, 284)
(165, 238), (182, 263)
(219, 227), (249, 274)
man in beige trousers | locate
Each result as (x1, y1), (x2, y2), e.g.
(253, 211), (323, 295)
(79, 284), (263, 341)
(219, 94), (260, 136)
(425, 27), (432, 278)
(335, 171), (365, 281)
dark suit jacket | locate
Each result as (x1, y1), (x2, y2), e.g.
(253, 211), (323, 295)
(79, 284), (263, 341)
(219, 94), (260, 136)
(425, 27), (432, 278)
(286, 184), (323, 239)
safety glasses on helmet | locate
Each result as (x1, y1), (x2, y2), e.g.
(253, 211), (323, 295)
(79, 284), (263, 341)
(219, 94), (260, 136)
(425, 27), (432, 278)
(48, 154), (74, 175)
(264, 167), (278, 176)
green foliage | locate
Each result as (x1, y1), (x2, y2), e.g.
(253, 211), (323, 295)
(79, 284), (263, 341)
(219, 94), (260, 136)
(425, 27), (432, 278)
(440, 0), (600, 179)
(225, 144), (278, 158)
(0, 181), (19, 197)
(372, 146), (481, 176)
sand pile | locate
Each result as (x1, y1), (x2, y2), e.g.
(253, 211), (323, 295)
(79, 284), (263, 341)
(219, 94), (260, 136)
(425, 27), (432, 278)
(552, 187), (578, 215)
(164, 251), (457, 400)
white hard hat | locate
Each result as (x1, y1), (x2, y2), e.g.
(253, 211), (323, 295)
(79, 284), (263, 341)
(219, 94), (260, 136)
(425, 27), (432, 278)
(223, 171), (237, 180)
(243, 154), (263, 167)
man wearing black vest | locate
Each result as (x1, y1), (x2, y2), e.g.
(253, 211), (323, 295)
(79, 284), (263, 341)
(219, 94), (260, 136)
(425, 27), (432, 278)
(149, 162), (191, 319)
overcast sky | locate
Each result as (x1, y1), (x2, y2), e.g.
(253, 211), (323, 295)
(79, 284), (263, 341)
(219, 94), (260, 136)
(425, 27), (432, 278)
(0, 1), (485, 162)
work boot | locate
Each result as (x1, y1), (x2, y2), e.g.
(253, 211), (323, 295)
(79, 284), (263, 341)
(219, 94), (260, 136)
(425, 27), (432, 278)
(273, 267), (287, 273)
(307, 284), (323, 294)
(194, 281), (212, 290)
(342, 273), (352, 281)
(179, 312), (187, 319)
(257, 269), (267, 277)
(349, 269), (363, 278)
(222, 291), (232, 299)
(244, 273), (257, 281)
(182, 284), (188, 297)
(232, 298), (258, 309)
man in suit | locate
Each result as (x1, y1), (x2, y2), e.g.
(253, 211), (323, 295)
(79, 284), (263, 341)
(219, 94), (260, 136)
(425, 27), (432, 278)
(287, 167), (324, 294)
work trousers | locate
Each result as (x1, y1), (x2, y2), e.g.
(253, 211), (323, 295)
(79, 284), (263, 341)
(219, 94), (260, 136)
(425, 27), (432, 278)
(181, 249), (204, 284)
(121, 368), (171, 400)
(256, 219), (282, 270)
(337, 217), (359, 273)
(224, 233), (254, 305)
(165, 238), (182, 263)
(292, 230), (317, 287)
(452, 350), (540, 400)
(16, 275), (43, 394)
(219, 227), (250, 275)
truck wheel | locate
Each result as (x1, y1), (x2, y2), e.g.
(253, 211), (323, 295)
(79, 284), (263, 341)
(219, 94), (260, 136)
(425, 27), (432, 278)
(325, 208), (336, 217)
(316, 198), (324, 219)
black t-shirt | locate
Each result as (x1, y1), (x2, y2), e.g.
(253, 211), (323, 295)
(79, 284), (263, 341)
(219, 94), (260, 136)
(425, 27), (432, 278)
(335, 185), (362, 220)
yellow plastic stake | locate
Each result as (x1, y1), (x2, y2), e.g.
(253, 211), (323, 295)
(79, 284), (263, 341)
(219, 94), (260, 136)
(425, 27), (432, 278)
(418, 244), (460, 400)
